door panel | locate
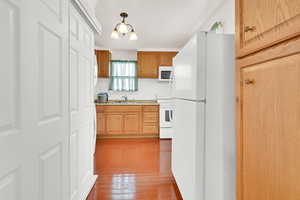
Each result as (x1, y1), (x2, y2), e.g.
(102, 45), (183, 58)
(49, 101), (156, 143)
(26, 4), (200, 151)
(39, 144), (62, 200)
(241, 53), (300, 200)
(69, 4), (96, 200)
(124, 113), (140, 134)
(106, 114), (123, 134)
(0, 0), (20, 136)
(38, 25), (63, 122)
(97, 113), (106, 135)
(237, 0), (300, 57)
(0, 0), (69, 199)
(137, 52), (159, 78)
(0, 169), (20, 200)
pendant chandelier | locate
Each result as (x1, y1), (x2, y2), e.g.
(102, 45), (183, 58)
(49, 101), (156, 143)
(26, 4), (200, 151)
(111, 12), (138, 40)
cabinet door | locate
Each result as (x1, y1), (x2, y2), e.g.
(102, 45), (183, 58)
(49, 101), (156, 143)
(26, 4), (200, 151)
(124, 113), (140, 134)
(97, 112), (106, 135)
(236, 0), (300, 57)
(137, 52), (159, 78)
(239, 54), (300, 200)
(95, 50), (110, 77)
(159, 52), (178, 66)
(106, 113), (123, 134)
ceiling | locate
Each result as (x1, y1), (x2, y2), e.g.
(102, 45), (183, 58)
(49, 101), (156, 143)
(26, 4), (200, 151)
(94, 0), (225, 50)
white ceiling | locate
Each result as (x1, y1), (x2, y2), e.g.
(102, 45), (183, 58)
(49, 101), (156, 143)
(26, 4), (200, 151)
(94, 0), (225, 50)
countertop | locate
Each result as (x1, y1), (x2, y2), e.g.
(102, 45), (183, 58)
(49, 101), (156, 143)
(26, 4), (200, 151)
(95, 100), (159, 106)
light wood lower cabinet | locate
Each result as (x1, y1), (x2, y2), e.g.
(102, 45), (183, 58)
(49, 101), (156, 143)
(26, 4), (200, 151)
(96, 105), (159, 138)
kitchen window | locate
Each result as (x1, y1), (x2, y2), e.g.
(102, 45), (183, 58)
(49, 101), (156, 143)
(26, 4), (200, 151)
(109, 60), (138, 91)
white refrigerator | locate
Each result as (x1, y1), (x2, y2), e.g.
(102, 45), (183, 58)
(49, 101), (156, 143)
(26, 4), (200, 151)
(172, 32), (236, 200)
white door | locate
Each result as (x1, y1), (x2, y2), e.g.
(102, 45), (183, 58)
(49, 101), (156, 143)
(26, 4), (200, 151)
(69, 4), (97, 200)
(0, 0), (69, 200)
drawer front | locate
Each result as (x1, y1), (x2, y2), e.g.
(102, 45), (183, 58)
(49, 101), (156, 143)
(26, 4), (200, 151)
(143, 112), (158, 123)
(143, 124), (159, 134)
(96, 105), (105, 112)
(104, 105), (142, 112)
(143, 105), (159, 112)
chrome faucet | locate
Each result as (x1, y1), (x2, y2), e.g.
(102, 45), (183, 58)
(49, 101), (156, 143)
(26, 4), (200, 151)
(122, 95), (128, 102)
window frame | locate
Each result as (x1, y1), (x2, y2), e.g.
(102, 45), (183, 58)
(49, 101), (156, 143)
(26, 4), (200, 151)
(108, 60), (138, 92)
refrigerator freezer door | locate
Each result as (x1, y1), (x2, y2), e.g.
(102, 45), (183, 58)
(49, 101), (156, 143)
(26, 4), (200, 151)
(173, 32), (206, 101)
(172, 99), (205, 200)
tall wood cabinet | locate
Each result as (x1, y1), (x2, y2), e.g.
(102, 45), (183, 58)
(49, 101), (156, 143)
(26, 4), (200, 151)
(236, 0), (300, 57)
(236, 1), (300, 199)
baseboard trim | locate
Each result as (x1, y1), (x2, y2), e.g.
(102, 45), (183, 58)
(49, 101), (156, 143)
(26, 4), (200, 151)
(172, 174), (183, 200)
(79, 175), (98, 200)
(97, 134), (159, 139)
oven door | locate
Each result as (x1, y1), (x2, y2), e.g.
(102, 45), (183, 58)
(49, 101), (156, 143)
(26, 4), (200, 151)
(160, 107), (173, 128)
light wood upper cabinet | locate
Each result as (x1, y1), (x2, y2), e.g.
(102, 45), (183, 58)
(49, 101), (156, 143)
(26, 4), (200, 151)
(137, 51), (178, 78)
(159, 52), (178, 66)
(137, 51), (160, 78)
(236, 0), (300, 57)
(238, 52), (300, 200)
(95, 50), (111, 77)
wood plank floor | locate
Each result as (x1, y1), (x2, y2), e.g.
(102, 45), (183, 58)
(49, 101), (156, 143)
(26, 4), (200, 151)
(86, 138), (182, 200)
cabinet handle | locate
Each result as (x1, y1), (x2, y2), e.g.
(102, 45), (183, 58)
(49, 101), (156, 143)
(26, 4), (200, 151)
(244, 26), (256, 32)
(245, 79), (255, 85)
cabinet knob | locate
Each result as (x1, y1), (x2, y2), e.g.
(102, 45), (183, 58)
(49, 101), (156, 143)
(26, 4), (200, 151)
(245, 79), (255, 85)
(244, 26), (256, 32)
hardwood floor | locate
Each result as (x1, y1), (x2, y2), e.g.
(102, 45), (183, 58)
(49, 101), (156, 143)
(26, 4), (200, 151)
(87, 139), (182, 200)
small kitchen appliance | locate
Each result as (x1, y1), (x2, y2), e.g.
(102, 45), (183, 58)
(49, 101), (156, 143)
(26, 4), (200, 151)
(97, 92), (108, 103)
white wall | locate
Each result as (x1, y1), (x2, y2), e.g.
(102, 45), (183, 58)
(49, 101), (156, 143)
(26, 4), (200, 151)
(96, 78), (172, 100)
(199, 0), (235, 33)
(95, 50), (172, 100)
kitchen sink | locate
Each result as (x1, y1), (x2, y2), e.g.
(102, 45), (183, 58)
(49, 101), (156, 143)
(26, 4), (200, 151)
(111, 101), (129, 104)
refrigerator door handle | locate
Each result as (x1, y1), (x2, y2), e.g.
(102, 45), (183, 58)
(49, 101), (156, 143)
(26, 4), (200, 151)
(168, 109), (173, 122)
(175, 98), (206, 103)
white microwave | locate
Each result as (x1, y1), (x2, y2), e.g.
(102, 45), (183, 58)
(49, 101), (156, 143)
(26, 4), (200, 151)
(159, 66), (173, 81)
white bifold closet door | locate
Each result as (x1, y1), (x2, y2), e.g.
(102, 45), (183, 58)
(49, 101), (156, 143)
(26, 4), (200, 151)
(0, 0), (70, 200)
(69, 3), (97, 200)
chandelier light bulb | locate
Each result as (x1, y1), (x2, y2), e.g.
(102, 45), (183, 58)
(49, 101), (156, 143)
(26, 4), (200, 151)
(117, 22), (129, 34)
(111, 29), (119, 39)
(129, 31), (138, 40)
